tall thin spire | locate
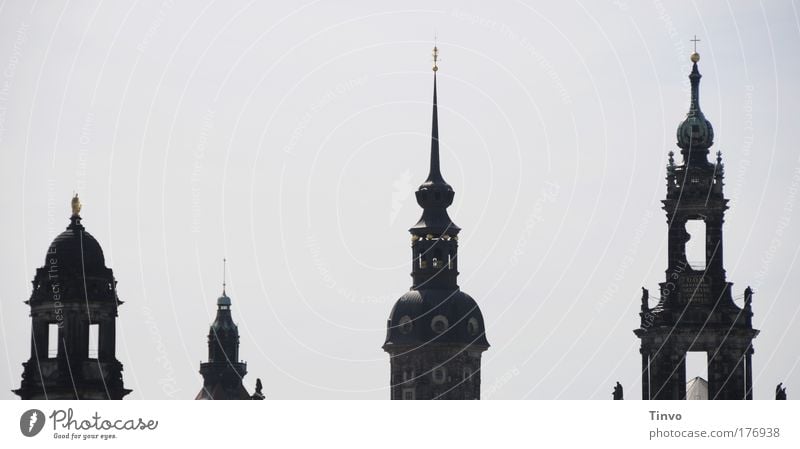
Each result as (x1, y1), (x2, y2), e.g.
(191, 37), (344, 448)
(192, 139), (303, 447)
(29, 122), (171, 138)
(222, 257), (227, 296)
(426, 45), (444, 184)
(411, 45), (459, 235)
(689, 51), (702, 116)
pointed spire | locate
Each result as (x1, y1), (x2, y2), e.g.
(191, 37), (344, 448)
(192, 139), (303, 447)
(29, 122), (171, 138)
(222, 257), (227, 296)
(687, 35), (703, 116)
(689, 53), (702, 116)
(411, 44), (459, 235)
(218, 258), (231, 307)
(426, 45), (445, 185)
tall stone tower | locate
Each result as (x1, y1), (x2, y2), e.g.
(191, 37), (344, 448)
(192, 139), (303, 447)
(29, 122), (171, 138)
(15, 195), (131, 400)
(634, 49), (759, 400)
(196, 265), (262, 400)
(383, 47), (489, 400)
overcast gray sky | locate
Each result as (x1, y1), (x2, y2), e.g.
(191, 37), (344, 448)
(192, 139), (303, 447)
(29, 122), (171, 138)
(0, 0), (799, 399)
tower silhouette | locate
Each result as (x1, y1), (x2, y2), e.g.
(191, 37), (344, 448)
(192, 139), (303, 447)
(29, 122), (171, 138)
(634, 50), (758, 400)
(383, 47), (489, 400)
(15, 195), (130, 400)
(196, 260), (262, 400)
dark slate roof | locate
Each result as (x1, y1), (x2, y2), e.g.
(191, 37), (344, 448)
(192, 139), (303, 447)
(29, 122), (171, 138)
(384, 288), (489, 348)
(44, 215), (107, 275)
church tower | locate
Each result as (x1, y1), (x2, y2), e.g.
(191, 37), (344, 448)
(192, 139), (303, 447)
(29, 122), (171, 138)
(196, 261), (263, 400)
(634, 47), (759, 400)
(15, 195), (131, 400)
(383, 47), (489, 400)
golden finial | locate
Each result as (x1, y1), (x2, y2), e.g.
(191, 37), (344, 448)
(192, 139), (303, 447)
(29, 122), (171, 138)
(432, 45), (439, 72)
(70, 193), (81, 216)
(690, 35), (700, 62)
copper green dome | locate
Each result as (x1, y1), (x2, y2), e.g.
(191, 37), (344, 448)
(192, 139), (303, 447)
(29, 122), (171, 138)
(676, 57), (714, 155)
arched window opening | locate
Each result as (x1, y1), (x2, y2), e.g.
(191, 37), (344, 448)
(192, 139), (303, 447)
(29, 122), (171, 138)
(48, 323), (59, 358)
(685, 220), (707, 270)
(685, 351), (709, 400)
(88, 323), (99, 359)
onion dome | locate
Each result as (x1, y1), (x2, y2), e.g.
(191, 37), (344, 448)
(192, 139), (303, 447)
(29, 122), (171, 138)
(676, 52), (714, 159)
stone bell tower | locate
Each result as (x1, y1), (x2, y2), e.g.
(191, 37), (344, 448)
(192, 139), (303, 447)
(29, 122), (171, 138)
(196, 260), (263, 400)
(634, 47), (758, 400)
(383, 47), (489, 400)
(15, 195), (131, 400)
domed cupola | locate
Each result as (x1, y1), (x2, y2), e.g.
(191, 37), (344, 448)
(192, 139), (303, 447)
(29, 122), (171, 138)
(384, 289), (488, 348)
(28, 195), (116, 305)
(676, 51), (714, 161)
(43, 203), (108, 277)
(15, 194), (131, 400)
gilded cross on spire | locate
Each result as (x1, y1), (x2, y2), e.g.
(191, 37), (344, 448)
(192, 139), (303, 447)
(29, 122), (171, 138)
(690, 35), (701, 62)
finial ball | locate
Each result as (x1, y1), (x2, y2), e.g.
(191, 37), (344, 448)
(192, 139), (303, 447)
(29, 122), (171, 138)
(690, 52), (700, 63)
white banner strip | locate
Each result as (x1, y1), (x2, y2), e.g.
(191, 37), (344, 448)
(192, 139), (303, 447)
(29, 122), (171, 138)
(1, 400), (796, 448)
